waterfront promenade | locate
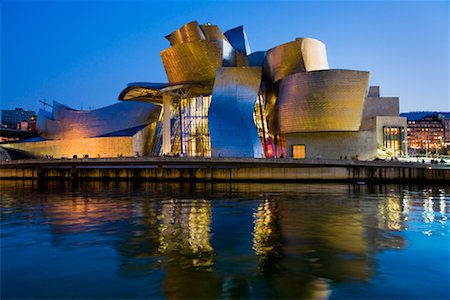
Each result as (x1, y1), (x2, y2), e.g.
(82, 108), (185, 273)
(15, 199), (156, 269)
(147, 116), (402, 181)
(1, 157), (449, 182)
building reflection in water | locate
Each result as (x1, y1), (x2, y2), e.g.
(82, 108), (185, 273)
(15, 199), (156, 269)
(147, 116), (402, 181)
(158, 199), (213, 268)
(252, 198), (333, 299)
(377, 195), (403, 231)
(2, 181), (447, 299)
(248, 188), (445, 299)
(253, 199), (280, 257)
(156, 199), (222, 299)
(423, 196), (435, 224)
(440, 192), (448, 220)
(251, 196), (370, 299)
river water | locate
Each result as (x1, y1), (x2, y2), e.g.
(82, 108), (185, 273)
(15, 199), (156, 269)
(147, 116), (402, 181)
(1, 180), (449, 299)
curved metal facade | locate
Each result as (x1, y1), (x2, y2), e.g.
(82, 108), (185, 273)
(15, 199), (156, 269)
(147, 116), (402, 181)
(275, 70), (370, 133)
(118, 86), (164, 105)
(209, 67), (264, 158)
(224, 26), (251, 55)
(160, 39), (232, 84)
(37, 101), (161, 140)
(165, 21), (206, 46)
(160, 22), (249, 86)
(264, 38), (329, 83)
(298, 38), (329, 71)
(200, 24), (228, 41)
(264, 40), (305, 83)
(248, 51), (266, 67)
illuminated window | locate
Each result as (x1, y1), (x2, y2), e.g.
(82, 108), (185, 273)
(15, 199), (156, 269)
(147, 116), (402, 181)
(383, 126), (405, 156)
(293, 145), (306, 159)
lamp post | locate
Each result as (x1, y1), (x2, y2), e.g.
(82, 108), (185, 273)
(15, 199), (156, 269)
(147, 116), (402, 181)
(402, 139), (409, 158)
(424, 140), (431, 158)
(436, 136), (444, 157)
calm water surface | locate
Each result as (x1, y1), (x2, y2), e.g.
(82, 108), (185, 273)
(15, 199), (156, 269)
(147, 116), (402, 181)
(1, 181), (449, 299)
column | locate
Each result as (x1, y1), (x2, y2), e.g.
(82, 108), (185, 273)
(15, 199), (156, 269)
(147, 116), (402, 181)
(163, 93), (171, 155)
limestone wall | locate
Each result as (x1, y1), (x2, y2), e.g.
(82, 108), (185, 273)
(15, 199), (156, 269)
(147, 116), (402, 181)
(2, 137), (133, 158)
(285, 131), (378, 160)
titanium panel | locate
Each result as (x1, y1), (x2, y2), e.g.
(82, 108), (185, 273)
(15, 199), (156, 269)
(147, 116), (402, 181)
(37, 101), (161, 140)
(221, 39), (239, 67)
(223, 26), (251, 55)
(264, 38), (329, 82)
(160, 39), (225, 84)
(298, 38), (329, 71)
(200, 24), (228, 41)
(165, 21), (206, 46)
(264, 40), (305, 82)
(234, 51), (249, 67)
(36, 112), (56, 139)
(209, 67), (264, 158)
(248, 51), (266, 67)
(119, 82), (211, 101)
(276, 70), (370, 133)
(118, 86), (164, 105)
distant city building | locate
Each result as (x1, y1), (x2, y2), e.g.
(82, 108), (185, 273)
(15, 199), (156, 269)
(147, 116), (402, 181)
(3, 21), (406, 160)
(1, 108), (36, 131)
(0, 108), (38, 143)
(442, 116), (450, 144)
(404, 113), (449, 151)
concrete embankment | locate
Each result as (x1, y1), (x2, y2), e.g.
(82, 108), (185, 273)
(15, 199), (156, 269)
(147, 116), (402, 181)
(0, 157), (449, 182)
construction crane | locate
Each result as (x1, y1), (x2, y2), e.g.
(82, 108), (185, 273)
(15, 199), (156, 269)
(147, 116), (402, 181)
(39, 99), (53, 110)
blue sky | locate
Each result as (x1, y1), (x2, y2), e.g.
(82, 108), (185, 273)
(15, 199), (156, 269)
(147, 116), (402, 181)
(1, 0), (449, 113)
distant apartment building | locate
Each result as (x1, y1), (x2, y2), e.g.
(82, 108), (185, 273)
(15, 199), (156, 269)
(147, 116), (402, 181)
(1, 108), (37, 131)
(406, 113), (449, 150)
(443, 117), (450, 144)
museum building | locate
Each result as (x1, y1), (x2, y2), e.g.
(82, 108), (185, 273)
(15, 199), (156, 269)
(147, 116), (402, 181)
(3, 21), (407, 160)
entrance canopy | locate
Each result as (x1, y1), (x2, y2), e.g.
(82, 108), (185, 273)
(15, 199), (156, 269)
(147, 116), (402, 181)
(118, 81), (210, 104)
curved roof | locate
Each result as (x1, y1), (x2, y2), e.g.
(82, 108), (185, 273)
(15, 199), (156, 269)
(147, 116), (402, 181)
(118, 82), (167, 104)
(118, 81), (210, 102)
(37, 100), (161, 140)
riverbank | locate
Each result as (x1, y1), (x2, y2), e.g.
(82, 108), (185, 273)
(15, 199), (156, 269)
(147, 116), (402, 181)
(1, 157), (449, 182)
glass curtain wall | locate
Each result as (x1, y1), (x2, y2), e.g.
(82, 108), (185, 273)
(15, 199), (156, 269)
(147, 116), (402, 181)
(170, 95), (212, 157)
(383, 126), (405, 156)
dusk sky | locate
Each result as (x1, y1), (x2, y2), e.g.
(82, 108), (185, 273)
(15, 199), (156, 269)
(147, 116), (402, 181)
(1, 0), (449, 113)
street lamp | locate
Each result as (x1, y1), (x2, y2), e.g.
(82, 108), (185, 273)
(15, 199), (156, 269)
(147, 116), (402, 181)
(424, 140), (431, 158)
(437, 136), (444, 156)
(402, 139), (409, 158)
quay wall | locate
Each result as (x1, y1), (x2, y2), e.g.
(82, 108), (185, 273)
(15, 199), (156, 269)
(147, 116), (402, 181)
(0, 158), (449, 182)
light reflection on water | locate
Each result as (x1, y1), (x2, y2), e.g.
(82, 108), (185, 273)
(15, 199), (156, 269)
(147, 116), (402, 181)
(1, 181), (449, 299)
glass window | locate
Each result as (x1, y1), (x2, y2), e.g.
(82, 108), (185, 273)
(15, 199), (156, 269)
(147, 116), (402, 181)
(383, 126), (405, 156)
(293, 145), (306, 159)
